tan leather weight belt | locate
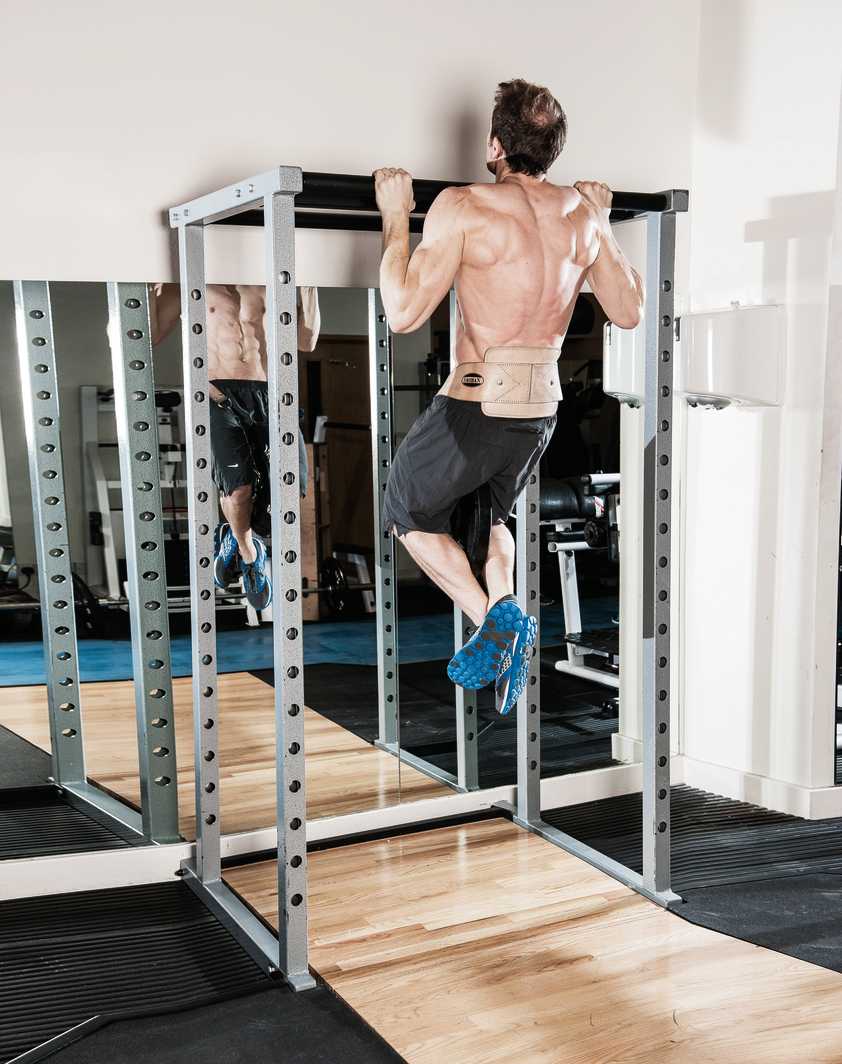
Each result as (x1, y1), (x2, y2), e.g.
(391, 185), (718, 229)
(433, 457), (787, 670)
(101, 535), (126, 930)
(437, 347), (562, 418)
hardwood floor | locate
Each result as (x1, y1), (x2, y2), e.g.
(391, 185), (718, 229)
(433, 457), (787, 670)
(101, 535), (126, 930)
(228, 819), (842, 1064)
(0, 673), (448, 836)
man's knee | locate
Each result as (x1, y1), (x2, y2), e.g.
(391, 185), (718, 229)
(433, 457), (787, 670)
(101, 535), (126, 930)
(398, 528), (424, 553)
(488, 522), (515, 559)
(222, 483), (253, 506)
(399, 528), (451, 562)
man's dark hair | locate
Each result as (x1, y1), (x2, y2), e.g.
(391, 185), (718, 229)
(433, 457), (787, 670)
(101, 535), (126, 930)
(491, 79), (567, 176)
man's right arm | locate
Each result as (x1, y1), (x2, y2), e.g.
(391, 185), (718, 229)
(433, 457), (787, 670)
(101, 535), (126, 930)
(374, 171), (465, 334)
(148, 283), (182, 346)
(575, 181), (645, 329)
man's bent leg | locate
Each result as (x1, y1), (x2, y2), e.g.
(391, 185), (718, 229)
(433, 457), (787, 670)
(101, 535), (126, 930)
(484, 522), (515, 606)
(220, 484), (257, 564)
(399, 530), (487, 627)
(397, 521), (525, 697)
(218, 482), (271, 610)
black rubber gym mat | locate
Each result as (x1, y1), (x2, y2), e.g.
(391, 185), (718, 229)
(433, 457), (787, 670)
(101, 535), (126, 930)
(542, 785), (842, 892)
(0, 789), (134, 860)
(0, 724), (51, 790)
(0, 882), (270, 1063)
(46, 985), (404, 1064)
(255, 656), (618, 785)
(677, 874), (842, 973)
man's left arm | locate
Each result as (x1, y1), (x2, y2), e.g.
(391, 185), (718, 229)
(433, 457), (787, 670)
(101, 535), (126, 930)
(374, 169), (465, 334)
(297, 286), (320, 352)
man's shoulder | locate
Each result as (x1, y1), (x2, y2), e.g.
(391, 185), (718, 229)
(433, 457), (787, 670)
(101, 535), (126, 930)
(425, 184), (476, 233)
(538, 181), (584, 213)
(432, 184), (475, 210)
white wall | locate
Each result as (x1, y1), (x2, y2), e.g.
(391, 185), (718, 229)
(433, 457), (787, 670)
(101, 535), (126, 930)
(681, 0), (842, 793)
(0, 0), (698, 284)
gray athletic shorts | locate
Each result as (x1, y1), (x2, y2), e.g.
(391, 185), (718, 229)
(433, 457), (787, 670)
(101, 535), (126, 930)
(382, 395), (556, 537)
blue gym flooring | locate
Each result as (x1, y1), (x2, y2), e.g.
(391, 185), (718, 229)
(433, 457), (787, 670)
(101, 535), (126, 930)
(0, 599), (618, 687)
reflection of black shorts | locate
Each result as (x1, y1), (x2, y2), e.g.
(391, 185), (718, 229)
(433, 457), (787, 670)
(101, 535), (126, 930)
(209, 379), (307, 537)
(383, 395), (556, 537)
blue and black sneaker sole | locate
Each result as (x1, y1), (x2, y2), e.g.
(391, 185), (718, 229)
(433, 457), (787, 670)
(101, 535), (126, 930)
(447, 599), (524, 691)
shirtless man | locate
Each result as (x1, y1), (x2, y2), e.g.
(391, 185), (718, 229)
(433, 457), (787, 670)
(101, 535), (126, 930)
(150, 284), (320, 610)
(374, 78), (643, 714)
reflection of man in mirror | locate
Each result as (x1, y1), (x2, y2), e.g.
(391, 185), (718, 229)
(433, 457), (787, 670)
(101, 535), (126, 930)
(374, 78), (643, 713)
(150, 284), (320, 610)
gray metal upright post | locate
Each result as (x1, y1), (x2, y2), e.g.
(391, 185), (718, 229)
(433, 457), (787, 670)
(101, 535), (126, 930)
(450, 290), (479, 792)
(107, 282), (180, 843)
(264, 172), (315, 991)
(178, 223), (222, 882)
(514, 471), (542, 824)
(169, 166), (317, 989)
(489, 192), (685, 907)
(14, 281), (86, 786)
(642, 211), (676, 894)
(369, 289), (399, 749)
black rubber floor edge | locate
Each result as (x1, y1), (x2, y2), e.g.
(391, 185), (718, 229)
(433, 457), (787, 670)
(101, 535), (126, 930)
(543, 784), (842, 892)
(41, 984), (405, 1064)
(0, 881), (271, 1063)
(542, 785), (842, 976)
(0, 724), (52, 790)
(0, 789), (134, 861)
(672, 874), (842, 975)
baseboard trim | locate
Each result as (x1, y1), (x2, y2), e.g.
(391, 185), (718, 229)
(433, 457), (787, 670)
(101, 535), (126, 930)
(677, 754), (842, 819)
(609, 737), (842, 819)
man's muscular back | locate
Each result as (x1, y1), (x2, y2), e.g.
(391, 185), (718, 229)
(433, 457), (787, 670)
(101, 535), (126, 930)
(375, 167), (641, 354)
(453, 176), (599, 364)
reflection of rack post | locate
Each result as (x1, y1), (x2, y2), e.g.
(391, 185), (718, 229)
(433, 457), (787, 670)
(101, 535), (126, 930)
(14, 279), (144, 841)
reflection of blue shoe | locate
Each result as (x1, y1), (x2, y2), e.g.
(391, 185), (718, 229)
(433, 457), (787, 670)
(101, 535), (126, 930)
(447, 595), (524, 691)
(494, 613), (538, 715)
(242, 536), (272, 612)
(213, 522), (241, 589)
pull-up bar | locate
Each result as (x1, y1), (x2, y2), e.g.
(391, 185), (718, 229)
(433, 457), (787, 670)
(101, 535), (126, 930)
(189, 170), (688, 232)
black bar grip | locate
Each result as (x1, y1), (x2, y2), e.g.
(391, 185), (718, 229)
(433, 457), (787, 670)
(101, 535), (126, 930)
(218, 175), (687, 228)
(299, 172), (686, 217)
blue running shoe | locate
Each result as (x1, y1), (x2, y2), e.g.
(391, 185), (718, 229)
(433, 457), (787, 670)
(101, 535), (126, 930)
(447, 595), (524, 691)
(213, 522), (241, 589)
(494, 613), (538, 715)
(241, 535), (272, 612)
